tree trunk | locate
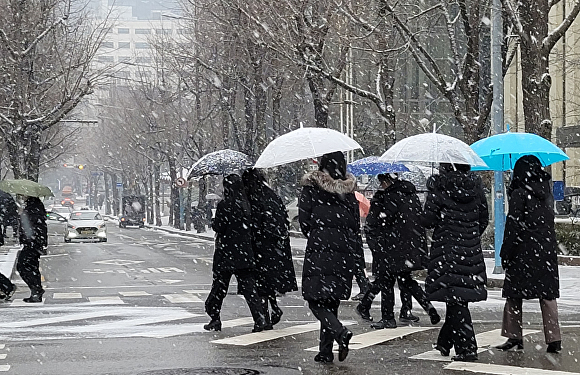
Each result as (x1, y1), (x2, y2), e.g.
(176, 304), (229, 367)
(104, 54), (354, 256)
(154, 165), (162, 227)
(168, 157), (181, 229)
(272, 77), (284, 138)
(307, 73), (330, 128)
(111, 173), (119, 216)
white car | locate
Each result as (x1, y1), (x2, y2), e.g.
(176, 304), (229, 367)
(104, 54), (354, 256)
(64, 210), (108, 243)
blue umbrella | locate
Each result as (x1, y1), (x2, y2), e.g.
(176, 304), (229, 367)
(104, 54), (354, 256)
(347, 156), (410, 176)
(187, 149), (254, 178)
(471, 132), (569, 171)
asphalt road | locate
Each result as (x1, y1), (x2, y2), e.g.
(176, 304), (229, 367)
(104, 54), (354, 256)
(1, 223), (580, 375)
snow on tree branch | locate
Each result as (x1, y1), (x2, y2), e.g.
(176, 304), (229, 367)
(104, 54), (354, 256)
(543, 0), (580, 53)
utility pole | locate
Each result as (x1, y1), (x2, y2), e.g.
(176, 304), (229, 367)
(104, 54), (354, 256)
(491, 0), (505, 274)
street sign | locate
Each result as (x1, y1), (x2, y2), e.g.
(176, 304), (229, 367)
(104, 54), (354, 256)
(116, 182), (122, 188)
(91, 172), (104, 176)
(176, 177), (187, 187)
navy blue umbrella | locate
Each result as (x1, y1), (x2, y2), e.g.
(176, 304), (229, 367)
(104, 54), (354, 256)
(188, 149), (254, 178)
(347, 156), (410, 176)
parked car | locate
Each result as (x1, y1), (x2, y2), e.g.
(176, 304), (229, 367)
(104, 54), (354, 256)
(64, 210), (108, 243)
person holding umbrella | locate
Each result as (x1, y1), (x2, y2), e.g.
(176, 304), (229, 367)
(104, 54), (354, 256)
(204, 174), (266, 333)
(495, 155), (562, 353)
(242, 168), (298, 329)
(18, 196), (48, 303)
(355, 173), (440, 328)
(299, 151), (358, 363)
(422, 163), (488, 362)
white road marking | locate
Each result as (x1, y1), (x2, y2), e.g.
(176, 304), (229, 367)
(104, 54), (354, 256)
(158, 267), (185, 273)
(212, 322), (321, 346)
(0, 345), (4, 349)
(0, 354), (5, 360)
(410, 329), (541, 362)
(119, 291), (151, 297)
(0, 365), (9, 371)
(147, 268), (162, 273)
(88, 296), (125, 304)
(162, 294), (203, 303)
(9, 299), (45, 307)
(183, 290), (210, 294)
(53, 292), (83, 299)
(445, 362), (579, 375)
(93, 259), (145, 266)
(158, 279), (183, 284)
(304, 325), (433, 352)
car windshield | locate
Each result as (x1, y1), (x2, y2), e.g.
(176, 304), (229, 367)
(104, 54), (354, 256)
(70, 212), (102, 220)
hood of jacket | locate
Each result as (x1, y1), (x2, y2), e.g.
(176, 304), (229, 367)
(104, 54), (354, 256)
(427, 171), (480, 203)
(385, 179), (416, 195)
(301, 170), (357, 195)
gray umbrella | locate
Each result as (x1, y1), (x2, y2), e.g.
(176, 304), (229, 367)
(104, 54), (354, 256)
(188, 149), (254, 179)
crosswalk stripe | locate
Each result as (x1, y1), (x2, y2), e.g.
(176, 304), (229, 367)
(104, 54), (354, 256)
(0, 310), (123, 328)
(88, 296), (125, 304)
(0, 354), (5, 360)
(9, 299), (44, 307)
(304, 325), (434, 352)
(0, 344), (5, 349)
(409, 329), (541, 362)
(53, 292), (83, 299)
(119, 291), (151, 297)
(0, 365), (9, 372)
(445, 362), (578, 375)
(162, 294), (202, 303)
(212, 322), (321, 346)
(183, 290), (209, 294)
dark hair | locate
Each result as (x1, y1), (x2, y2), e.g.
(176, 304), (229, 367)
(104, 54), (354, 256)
(509, 155), (551, 195)
(439, 163), (471, 174)
(222, 174), (251, 215)
(241, 168), (266, 198)
(319, 151), (347, 180)
(377, 173), (398, 184)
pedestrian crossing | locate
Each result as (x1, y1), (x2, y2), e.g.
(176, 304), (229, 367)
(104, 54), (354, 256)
(0, 344), (8, 372)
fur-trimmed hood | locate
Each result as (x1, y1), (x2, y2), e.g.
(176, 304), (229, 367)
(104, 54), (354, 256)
(301, 170), (357, 195)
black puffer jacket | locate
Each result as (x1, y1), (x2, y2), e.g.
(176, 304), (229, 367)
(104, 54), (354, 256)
(422, 171), (489, 303)
(247, 184), (298, 295)
(365, 179), (427, 276)
(211, 175), (255, 273)
(299, 171), (361, 302)
(501, 157), (559, 300)
(20, 197), (47, 248)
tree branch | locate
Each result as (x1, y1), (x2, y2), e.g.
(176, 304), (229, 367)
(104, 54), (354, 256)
(501, 0), (531, 45)
(543, 0), (580, 53)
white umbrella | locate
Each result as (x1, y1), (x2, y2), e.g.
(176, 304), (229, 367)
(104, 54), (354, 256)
(379, 132), (488, 168)
(254, 127), (363, 168)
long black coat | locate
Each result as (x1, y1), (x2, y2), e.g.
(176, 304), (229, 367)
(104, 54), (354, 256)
(501, 180), (559, 300)
(20, 197), (47, 249)
(299, 171), (361, 302)
(0, 190), (18, 226)
(422, 172), (489, 303)
(211, 177), (255, 273)
(248, 186), (298, 296)
(364, 179), (427, 276)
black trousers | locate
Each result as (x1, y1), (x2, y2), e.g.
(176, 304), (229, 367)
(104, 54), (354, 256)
(360, 271), (433, 320)
(205, 269), (264, 323)
(308, 299), (345, 355)
(437, 301), (477, 355)
(16, 245), (43, 294)
(0, 272), (13, 295)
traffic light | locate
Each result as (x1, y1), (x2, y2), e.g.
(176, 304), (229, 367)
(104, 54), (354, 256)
(77, 164), (84, 170)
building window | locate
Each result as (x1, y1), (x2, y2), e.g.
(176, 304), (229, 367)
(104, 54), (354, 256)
(118, 42), (131, 49)
(135, 29), (151, 35)
(118, 56), (131, 63)
(102, 41), (114, 48)
(177, 29), (192, 35)
(97, 56), (115, 63)
(135, 42), (149, 49)
(156, 29), (172, 35)
(118, 28), (130, 34)
(136, 57), (152, 63)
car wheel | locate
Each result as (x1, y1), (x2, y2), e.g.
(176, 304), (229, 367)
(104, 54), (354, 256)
(100, 238), (107, 242)
(139, 224), (144, 228)
(64, 238), (71, 243)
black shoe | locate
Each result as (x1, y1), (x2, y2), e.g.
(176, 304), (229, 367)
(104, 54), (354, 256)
(23, 294), (43, 303)
(547, 340), (562, 353)
(314, 352), (334, 363)
(428, 308), (441, 325)
(271, 307), (283, 326)
(371, 319), (397, 329)
(4, 285), (16, 301)
(338, 329), (353, 362)
(495, 338), (523, 351)
(432, 343), (450, 356)
(252, 316), (267, 333)
(356, 304), (373, 322)
(452, 352), (478, 362)
(203, 318), (222, 331)
(351, 292), (365, 301)
(263, 323), (274, 331)
(399, 310), (419, 323)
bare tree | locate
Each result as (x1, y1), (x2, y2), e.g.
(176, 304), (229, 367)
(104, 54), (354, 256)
(502, 0), (580, 139)
(0, 0), (111, 181)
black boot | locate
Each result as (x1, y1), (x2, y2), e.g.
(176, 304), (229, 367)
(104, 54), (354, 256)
(314, 352), (334, 363)
(270, 298), (283, 326)
(547, 341), (562, 353)
(432, 343), (450, 356)
(399, 310), (419, 323)
(23, 289), (43, 303)
(495, 338), (523, 351)
(356, 304), (373, 322)
(252, 315), (267, 333)
(371, 319), (397, 329)
(337, 328), (353, 362)
(428, 307), (441, 324)
(203, 318), (222, 331)
(452, 352), (478, 362)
